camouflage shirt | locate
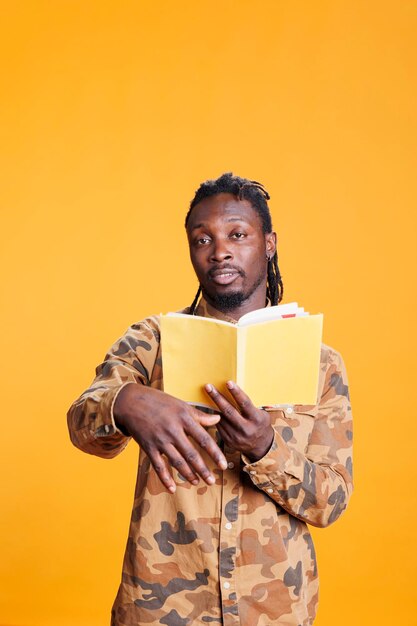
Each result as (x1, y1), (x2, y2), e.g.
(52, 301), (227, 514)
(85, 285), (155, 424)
(67, 299), (353, 626)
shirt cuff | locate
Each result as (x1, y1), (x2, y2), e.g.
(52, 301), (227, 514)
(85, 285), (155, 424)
(242, 427), (301, 485)
(95, 382), (134, 438)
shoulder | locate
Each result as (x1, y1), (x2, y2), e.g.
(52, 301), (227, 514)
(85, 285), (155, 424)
(130, 314), (162, 340)
(123, 305), (191, 343)
(320, 342), (345, 368)
(105, 315), (163, 359)
(319, 342), (350, 398)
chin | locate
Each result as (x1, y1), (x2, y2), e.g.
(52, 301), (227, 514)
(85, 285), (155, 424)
(205, 289), (246, 311)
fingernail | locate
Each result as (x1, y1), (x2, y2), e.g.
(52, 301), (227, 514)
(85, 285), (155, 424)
(226, 381), (234, 389)
(206, 475), (215, 485)
(168, 485), (176, 493)
(205, 384), (213, 392)
(192, 479), (199, 485)
(219, 459), (228, 470)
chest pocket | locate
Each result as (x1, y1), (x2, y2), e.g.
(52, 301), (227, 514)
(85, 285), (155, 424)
(267, 405), (317, 454)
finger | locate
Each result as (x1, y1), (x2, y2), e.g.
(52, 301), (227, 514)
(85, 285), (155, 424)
(174, 435), (217, 485)
(148, 448), (177, 493)
(164, 444), (200, 486)
(185, 418), (228, 472)
(224, 380), (256, 417)
(204, 384), (242, 426)
(215, 422), (235, 449)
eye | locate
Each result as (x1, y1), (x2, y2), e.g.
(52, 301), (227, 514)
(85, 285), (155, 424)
(231, 232), (247, 239)
(195, 236), (211, 245)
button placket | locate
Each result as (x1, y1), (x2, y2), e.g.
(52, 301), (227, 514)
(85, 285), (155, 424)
(219, 451), (240, 623)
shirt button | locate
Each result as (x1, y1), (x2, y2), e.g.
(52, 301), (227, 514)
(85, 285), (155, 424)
(223, 581), (230, 589)
(267, 488), (273, 493)
(227, 461), (235, 469)
(225, 522), (232, 530)
(286, 407), (293, 414)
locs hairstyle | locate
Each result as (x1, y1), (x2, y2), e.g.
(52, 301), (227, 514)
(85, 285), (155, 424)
(185, 172), (284, 314)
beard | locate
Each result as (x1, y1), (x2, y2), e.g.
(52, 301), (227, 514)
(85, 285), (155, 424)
(202, 267), (266, 312)
(205, 290), (247, 311)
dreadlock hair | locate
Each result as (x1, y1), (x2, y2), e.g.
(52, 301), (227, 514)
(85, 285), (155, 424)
(185, 172), (284, 314)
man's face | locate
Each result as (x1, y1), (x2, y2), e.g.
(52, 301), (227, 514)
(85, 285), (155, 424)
(186, 193), (276, 313)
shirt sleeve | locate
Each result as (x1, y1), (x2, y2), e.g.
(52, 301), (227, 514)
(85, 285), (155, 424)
(242, 347), (353, 528)
(67, 317), (161, 459)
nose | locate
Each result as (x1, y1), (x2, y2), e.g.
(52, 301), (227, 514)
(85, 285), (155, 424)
(209, 238), (233, 263)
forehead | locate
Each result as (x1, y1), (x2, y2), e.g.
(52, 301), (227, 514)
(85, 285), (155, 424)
(187, 193), (263, 231)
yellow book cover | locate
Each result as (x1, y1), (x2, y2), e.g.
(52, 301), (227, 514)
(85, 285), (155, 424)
(161, 303), (323, 408)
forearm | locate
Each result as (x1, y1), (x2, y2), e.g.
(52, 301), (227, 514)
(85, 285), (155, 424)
(243, 428), (353, 528)
(67, 318), (162, 458)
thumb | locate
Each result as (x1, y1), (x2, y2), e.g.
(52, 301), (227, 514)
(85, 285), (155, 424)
(192, 409), (221, 427)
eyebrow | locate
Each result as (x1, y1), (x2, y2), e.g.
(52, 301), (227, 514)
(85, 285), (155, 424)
(189, 217), (249, 231)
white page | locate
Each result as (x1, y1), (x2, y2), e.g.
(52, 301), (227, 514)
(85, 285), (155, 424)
(237, 302), (305, 327)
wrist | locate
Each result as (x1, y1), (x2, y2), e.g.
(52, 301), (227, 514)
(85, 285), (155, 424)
(113, 382), (143, 434)
(244, 427), (274, 463)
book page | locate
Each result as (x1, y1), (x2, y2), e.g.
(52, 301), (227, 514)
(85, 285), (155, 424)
(237, 302), (304, 327)
(238, 314), (323, 406)
(161, 315), (237, 408)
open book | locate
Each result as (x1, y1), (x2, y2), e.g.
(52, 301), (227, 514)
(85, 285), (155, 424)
(160, 303), (323, 408)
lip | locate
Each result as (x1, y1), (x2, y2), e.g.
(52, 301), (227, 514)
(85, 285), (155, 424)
(208, 268), (242, 286)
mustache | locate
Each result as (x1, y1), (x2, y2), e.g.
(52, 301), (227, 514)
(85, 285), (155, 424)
(207, 264), (245, 279)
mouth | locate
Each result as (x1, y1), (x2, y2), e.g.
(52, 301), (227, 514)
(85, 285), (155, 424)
(208, 267), (243, 286)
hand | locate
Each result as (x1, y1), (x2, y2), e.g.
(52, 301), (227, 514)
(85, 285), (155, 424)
(204, 381), (274, 462)
(114, 383), (227, 493)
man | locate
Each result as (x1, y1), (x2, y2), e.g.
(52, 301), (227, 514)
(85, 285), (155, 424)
(68, 172), (353, 626)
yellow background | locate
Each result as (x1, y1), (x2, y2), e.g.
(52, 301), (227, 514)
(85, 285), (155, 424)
(1, 1), (416, 625)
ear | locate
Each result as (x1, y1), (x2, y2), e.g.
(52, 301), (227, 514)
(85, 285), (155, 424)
(265, 232), (277, 259)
